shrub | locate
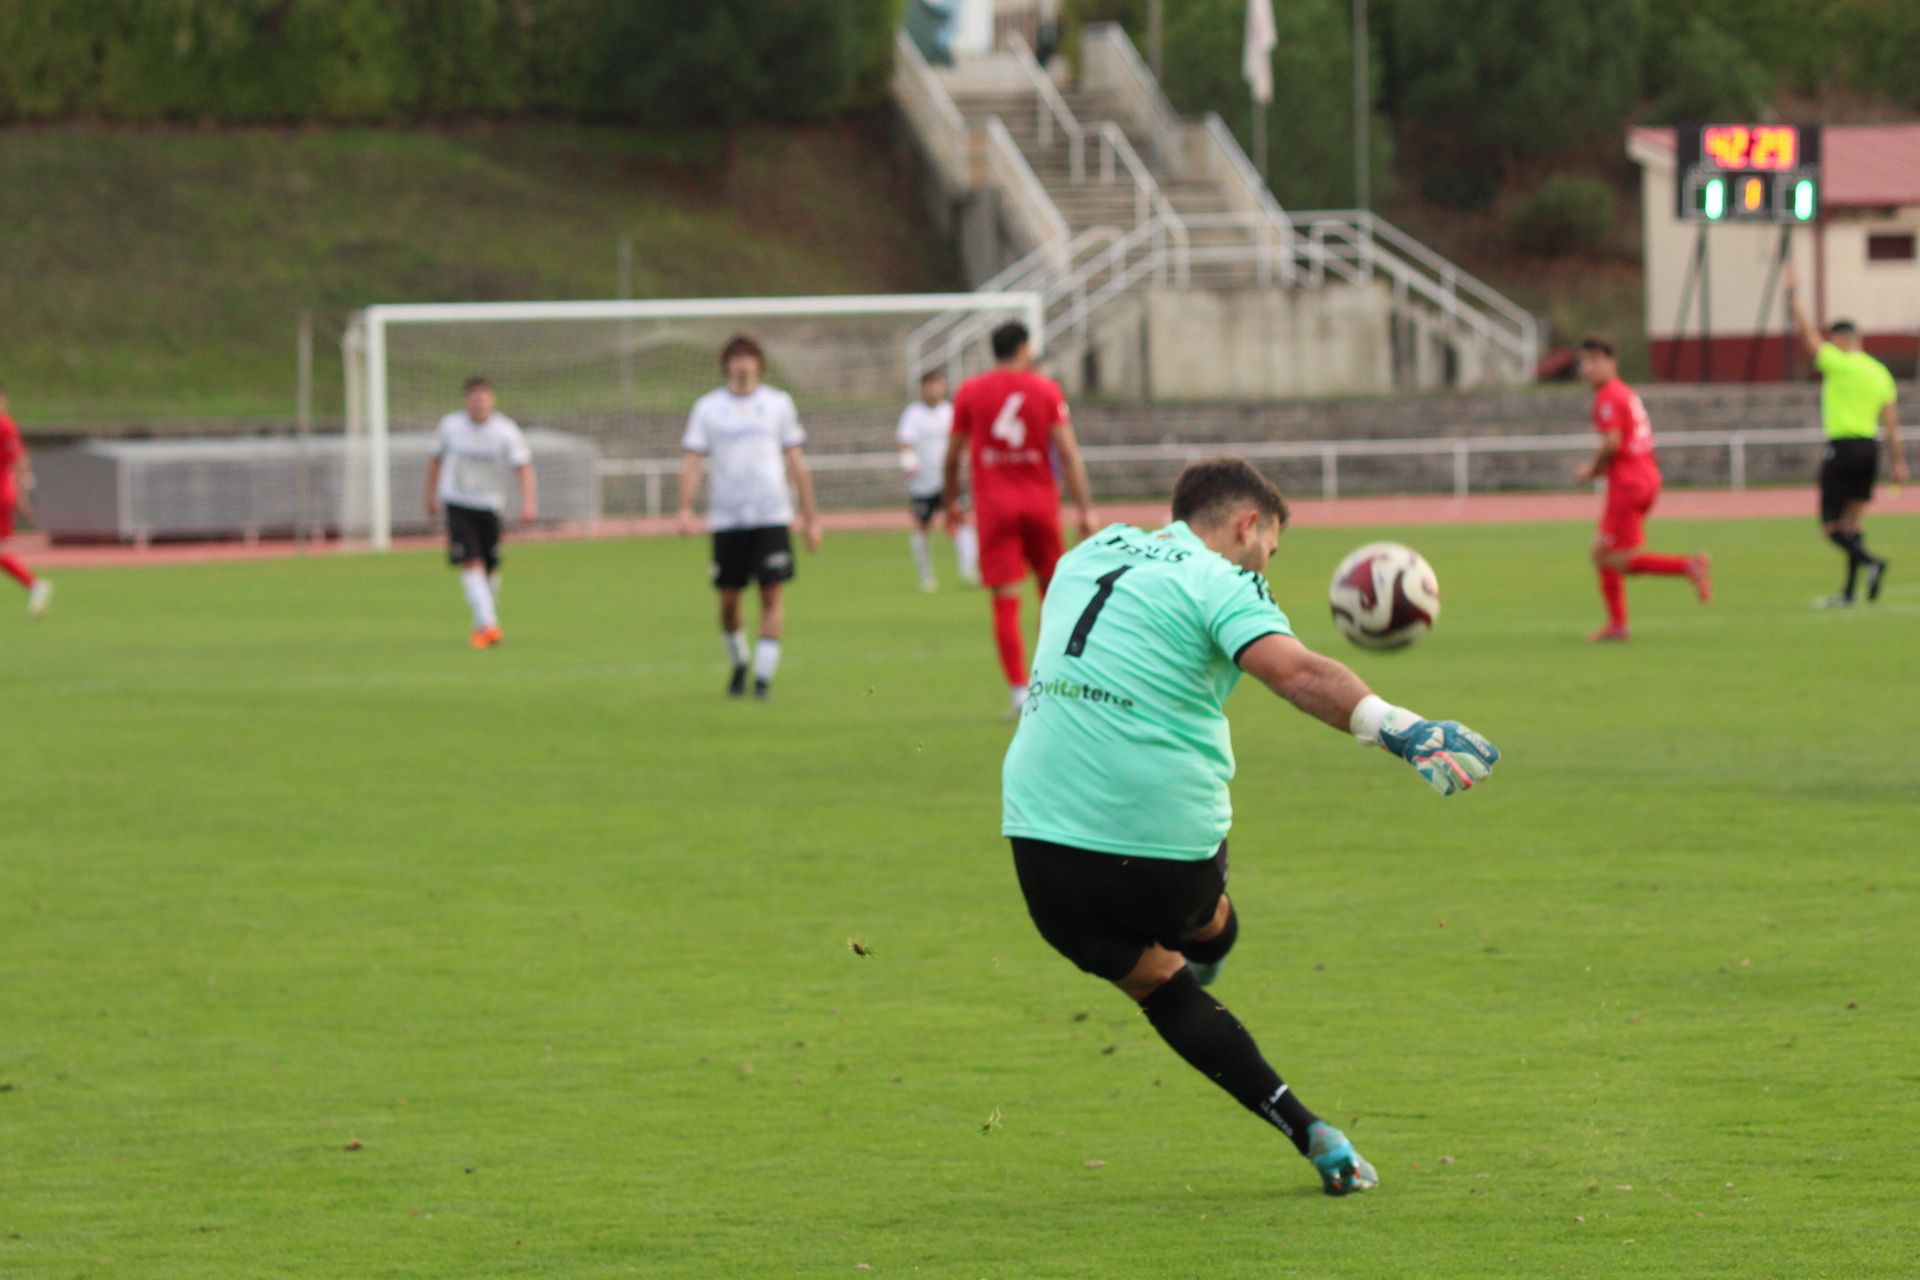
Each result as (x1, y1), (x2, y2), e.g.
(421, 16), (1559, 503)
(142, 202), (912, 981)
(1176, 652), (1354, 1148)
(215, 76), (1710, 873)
(1506, 175), (1615, 257)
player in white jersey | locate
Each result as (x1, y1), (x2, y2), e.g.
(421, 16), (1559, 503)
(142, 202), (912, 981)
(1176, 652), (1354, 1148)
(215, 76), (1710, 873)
(677, 334), (822, 700)
(897, 370), (979, 591)
(424, 376), (536, 649)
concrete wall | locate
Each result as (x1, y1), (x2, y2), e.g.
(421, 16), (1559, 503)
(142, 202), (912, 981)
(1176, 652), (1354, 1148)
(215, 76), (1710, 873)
(1138, 283), (1394, 399)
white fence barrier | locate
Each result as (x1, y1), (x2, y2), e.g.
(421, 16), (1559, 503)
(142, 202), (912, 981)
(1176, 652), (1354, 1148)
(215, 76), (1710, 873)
(599, 427), (1831, 515)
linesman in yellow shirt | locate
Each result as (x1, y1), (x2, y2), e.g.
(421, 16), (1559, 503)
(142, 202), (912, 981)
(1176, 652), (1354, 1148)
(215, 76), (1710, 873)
(1785, 264), (1908, 607)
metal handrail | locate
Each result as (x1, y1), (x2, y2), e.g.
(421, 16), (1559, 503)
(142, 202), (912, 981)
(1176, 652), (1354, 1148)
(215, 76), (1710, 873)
(601, 426), (1830, 513)
(984, 118), (1072, 261)
(1290, 209), (1536, 333)
(1199, 114), (1294, 286)
(1096, 122), (1189, 285)
(1005, 31), (1084, 182)
(1082, 22), (1186, 177)
(892, 31), (970, 189)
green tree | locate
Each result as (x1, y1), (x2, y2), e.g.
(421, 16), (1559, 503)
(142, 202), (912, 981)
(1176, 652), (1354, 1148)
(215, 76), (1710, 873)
(1063, 0), (1389, 209)
(1643, 15), (1772, 124)
(1378, 0), (1645, 163)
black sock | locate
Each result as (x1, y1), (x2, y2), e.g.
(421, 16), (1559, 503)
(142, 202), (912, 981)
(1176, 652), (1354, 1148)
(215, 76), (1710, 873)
(1139, 967), (1318, 1153)
(1829, 530), (1868, 596)
(1181, 901), (1239, 966)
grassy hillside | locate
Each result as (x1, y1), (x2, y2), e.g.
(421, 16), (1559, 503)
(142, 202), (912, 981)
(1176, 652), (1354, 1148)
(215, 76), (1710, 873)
(0, 116), (959, 426)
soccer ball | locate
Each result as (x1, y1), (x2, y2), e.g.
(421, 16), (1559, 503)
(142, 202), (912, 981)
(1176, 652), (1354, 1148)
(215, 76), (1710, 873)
(1328, 542), (1440, 650)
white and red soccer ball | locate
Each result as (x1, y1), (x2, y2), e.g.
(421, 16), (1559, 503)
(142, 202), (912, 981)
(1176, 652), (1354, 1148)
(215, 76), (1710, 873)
(1328, 542), (1440, 650)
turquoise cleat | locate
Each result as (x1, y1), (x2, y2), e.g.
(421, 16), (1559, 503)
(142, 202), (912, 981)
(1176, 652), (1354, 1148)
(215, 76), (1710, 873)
(1306, 1121), (1379, 1197)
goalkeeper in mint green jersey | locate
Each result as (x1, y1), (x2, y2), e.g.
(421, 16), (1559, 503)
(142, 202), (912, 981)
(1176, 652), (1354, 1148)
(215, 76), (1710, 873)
(1003, 457), (1499, 1197)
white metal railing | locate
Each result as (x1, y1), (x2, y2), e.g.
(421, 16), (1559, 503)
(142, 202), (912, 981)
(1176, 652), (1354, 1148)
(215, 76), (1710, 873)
(1096, 122), (1189, 286)
(1081, 22), (1186, 178)
(1005, 30), (1085, 181)
(600, 427), (1831, 515)
(895, 20), (1540, 390)
(1199, 114), (1295, 286)
(893, 31), (971, 190)
(1291, 209), (1540, 375)
(984, 118), (1072, 266)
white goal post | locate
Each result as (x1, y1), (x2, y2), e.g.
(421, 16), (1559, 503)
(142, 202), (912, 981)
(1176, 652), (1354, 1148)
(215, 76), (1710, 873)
(342, 292), (1045, 550)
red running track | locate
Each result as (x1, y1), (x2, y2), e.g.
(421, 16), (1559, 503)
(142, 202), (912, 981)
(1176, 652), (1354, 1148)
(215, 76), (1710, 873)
(12, 485), (1917, 569)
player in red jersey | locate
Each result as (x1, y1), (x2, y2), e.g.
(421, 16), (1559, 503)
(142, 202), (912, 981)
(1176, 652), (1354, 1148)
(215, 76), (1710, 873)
(1574, 336), (1708, 642)
(942, 322), (1096, 714)
(0, 386), (53, 617)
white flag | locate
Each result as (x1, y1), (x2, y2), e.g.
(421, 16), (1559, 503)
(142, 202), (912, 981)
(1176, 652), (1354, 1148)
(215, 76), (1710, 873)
(1243, 0), (1277, 105)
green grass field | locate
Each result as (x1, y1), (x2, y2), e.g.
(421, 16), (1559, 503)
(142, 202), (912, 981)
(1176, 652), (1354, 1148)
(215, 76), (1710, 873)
(4, 516), (1917, 1278)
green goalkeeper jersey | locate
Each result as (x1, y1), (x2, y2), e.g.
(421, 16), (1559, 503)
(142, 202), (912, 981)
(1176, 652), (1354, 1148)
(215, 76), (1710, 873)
(1002, 521), (1293, 860)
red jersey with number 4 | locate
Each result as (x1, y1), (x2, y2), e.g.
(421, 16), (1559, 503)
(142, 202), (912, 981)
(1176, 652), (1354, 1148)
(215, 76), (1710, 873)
(1592, 378), (1659, 491)
(951, 368), (1069, 510)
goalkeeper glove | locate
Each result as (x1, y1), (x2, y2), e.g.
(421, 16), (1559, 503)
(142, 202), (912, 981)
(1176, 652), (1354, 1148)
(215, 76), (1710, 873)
(1350, 695), (1500, 797)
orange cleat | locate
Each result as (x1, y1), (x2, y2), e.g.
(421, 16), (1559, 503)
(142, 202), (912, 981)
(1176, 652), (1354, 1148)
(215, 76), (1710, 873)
(471, 626), (503, 649)
(1687, 554), (1712, 604)
(1586, 624), (1631, 644)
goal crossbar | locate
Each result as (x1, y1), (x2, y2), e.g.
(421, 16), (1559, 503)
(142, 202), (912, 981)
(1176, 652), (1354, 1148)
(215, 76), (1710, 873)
(345, 291), (1044, 549)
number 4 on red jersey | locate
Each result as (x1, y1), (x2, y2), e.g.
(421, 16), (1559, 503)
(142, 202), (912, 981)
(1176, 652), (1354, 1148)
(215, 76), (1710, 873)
(953, 368), (1070, 504)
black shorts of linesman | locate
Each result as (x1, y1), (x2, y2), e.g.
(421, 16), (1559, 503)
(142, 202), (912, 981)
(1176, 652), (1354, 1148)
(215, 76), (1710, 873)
(676, 334), (823, 700)
(1001, 457), (1501, 1196)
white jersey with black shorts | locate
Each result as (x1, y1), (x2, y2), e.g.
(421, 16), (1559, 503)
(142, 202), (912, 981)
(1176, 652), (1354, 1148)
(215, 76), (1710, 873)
(432, 410), (532, 569)
(684, 385), (806, 589)
(897, 399), (958, 523)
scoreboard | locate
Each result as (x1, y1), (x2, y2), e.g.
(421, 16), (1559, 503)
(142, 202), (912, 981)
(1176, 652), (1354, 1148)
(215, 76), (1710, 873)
(1674, 124), (1821, 224)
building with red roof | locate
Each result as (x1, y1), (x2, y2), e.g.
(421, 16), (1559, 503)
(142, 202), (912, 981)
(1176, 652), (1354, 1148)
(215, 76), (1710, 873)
(1628, 124), (1920, 380)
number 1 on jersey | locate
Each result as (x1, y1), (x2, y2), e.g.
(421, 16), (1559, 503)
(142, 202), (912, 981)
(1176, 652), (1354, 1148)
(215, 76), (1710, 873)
(1065, 567), (1132, 657)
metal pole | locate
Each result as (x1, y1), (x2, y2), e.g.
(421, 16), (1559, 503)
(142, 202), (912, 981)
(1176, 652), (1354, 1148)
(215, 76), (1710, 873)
(1666, 226), (1705, 381)
(295, 311), (313, 551)
(1252, 95), (1267, 179)
(1353, 0), (1370, 211)
(1746, 226), (1791, 383)
(366, 313), (391, 552)
(1700, 226), (1713, 383)
(618, 236), (635, 401)
(1148, 0), (1164, 79)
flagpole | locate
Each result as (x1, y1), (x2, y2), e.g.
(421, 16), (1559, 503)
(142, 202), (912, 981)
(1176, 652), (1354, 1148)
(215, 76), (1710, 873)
(1253, 96), (1268, 178)
(1353, 0), (1370, 211)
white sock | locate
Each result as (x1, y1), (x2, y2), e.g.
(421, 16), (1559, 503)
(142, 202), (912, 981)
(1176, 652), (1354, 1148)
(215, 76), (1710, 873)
(910, 530), (934, 583)
(724, 628), (749, 669)
(754, 637), (782, 682)
(955, 524), (980, 579)
(460, 566), (497, 630)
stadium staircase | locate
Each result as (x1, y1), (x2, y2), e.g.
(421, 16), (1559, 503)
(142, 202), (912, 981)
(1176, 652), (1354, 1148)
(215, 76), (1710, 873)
(893, 23), (1540, 394)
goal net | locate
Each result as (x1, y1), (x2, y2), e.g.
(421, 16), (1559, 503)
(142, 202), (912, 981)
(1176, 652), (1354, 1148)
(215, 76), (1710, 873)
(341, 293), (1044, 549)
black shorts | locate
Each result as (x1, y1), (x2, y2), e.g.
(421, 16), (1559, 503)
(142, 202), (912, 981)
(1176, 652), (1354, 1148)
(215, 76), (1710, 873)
(711, 525), (795, 590)
(446, 503), (502, 570)
(1819, 438), (1878, 523)
(1011, 837), (1228, 981)
(909, 491), (969, 524)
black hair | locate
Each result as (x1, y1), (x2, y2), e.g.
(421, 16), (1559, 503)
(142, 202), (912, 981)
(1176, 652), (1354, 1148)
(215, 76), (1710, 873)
(1170, 457), (1290, 529)
(990, 321), (1030, 361)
